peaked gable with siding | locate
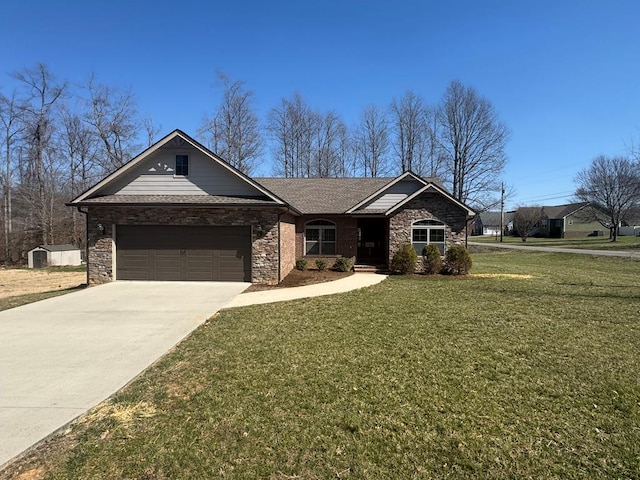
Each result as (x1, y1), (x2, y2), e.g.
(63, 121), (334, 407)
(70, 130), (285, 206)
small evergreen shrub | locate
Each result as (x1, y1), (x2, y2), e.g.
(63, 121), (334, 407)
(315, 259), (328, 271)
(332, 256), (352, 272)
(390, 243), (418, 275)
(422, 244), (443, 275)
(295, 259), (308, 271)
(443, 245), (472, 275)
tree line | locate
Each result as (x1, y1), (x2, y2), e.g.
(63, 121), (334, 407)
(1, 64), (509, 264)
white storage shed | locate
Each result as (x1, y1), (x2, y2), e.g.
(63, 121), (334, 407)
(28, 245), (83, 268)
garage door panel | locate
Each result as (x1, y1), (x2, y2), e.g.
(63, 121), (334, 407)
(117, 225), (251, 282)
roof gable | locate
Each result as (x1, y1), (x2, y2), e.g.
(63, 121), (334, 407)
(543, 202), (590, 219)
(70, 130), (285, 206)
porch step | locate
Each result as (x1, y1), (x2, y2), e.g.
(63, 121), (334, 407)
(353, 264), (388, 273)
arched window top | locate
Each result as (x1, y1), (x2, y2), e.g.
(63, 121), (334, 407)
(306, 219), (335, 226)
(413, 219), (444, 226)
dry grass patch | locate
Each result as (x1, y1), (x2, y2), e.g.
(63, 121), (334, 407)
(0, 267), (85, 299)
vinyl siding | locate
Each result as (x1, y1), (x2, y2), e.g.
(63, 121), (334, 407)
(363, 179), (423, 211)
(102, 147), (260, 197)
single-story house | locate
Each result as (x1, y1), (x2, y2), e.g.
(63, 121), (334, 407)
(68, 130), (475, 285)
(28, 244), (82, 268)
(473, 211), (514, 236)
(536, 203), (603, 238)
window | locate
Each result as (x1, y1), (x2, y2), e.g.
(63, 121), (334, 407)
(411, 219), (446, 255)
(305, 220), (336, 255)
(175, 154), (189, 176)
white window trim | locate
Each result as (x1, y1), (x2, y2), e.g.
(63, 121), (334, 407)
(411, 219), (446, 255)
(305, 219), (337, 256)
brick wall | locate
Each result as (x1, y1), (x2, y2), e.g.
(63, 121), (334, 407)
(388, 192), (469, 268)
(86, 206), (282, 285)
(295, 215), (358, 264)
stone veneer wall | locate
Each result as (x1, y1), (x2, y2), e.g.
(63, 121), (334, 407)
(86, 206), (282, 285)
(388, 192), (469, 268)
(295, 215), (358, 265)
(279, 213), (296, 281)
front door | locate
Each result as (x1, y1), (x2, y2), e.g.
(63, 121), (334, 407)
(357, 218), (387, 265)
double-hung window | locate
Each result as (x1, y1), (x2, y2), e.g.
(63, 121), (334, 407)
(412, 219), (446, 255)
(305, 220), (336, 255)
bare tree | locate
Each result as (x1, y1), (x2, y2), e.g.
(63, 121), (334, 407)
(58, 103), (100, 246)
(199, 72), (262, 175)
(84, 74), (141, 171)
(0, 90), (26, 263)
(575, 155), (640, 241)
(390, 91), (427, 174)
(437, 80), (509, 205)
(13, 63), (66, 244)
(142, 116), (161, 147)
(267, 93), (315, 177)
(513, 206), (544, 242)
(353, 105), (390, 177)
(311, 111), (347, 177)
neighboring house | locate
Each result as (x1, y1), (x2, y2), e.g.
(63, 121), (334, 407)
(511, 202), (604, 238)
(68, 130), (475, 285)
(537, 203), (603, 238)
(473, 211), (514, 236)
(28, 245), (82, 268)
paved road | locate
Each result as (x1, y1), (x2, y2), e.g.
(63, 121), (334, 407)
(468, 241), (640, 259)
(0, 281), (249, 468)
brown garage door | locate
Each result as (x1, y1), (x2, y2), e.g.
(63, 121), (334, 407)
(116, 225), (251, 281)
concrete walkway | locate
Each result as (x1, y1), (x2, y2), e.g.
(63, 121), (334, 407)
(468, 241), (640, 259)
(224, 272), (388, 308)
(0, 281), (249, 468)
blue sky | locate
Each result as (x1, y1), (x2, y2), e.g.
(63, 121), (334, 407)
(2, 0), (639, 209)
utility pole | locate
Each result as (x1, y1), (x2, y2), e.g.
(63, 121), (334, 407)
(499, 182), (505, 243)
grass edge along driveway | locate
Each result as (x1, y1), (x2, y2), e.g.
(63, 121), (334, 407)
(3, 251), (639, 479)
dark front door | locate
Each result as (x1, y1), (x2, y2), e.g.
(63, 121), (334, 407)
(357, 218), (387, 265)
(116, 225), (251, 281)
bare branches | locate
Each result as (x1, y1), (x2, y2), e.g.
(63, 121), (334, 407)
(513, 206), (544, 242)
(199, 72), (262, 175)
(574, 155), (640, 240)
(84, 73), (141, 171)
(437, 80), (509, 205)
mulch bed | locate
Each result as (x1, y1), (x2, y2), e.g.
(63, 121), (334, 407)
(245, 269), (353, 292)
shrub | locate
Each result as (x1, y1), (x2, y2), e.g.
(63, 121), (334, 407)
(315, 259), (328, 271)
(332, 256), (352, 272)
(422, 244), (443, 275)
(443, 245), (472, 275)
(295, 259), (308, 271)
(390, 243), (418, 275)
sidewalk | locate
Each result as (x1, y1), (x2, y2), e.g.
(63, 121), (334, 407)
(224, 272), (388, 308)
(468, 241), (640, 259)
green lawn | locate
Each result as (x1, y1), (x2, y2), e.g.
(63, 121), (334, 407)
(472, 234), (640, 250)
(5, 252), (640, 479)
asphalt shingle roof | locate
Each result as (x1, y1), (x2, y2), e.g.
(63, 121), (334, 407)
(543, 202), (589, 219)
(256, 177), (393, 214)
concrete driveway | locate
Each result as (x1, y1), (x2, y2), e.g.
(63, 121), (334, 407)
(0, 281), (249, 467)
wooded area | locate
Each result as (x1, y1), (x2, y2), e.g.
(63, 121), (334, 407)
(1, 64), (509, 265)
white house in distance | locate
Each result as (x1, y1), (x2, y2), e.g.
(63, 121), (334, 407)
(27, 245), (83, 268)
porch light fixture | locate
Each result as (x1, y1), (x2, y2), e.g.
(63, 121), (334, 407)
(97, 223), (105, 234)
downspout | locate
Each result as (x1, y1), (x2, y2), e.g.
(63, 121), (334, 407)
(77, 206), (89, 286)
